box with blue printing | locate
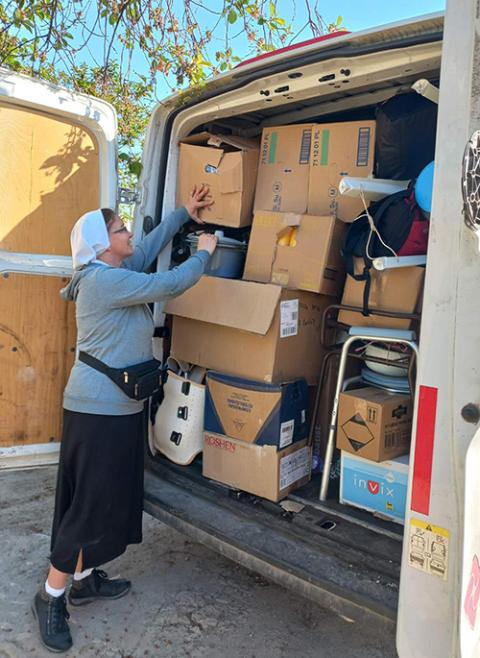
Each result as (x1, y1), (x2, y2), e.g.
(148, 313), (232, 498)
(204, 371), (308, 449)
(340, 451), (410, 525)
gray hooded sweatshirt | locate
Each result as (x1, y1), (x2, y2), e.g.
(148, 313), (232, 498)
(61, 207), (209, 415)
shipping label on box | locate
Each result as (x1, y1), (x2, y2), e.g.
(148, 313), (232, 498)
(336, 387), (413, 462)
(308, 121), (376, 221)
(279, 446), (311, 491)
(340, 452), (409, 524)
(280, 299), (299, 338)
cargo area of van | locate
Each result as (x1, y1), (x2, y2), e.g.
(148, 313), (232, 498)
(140, 14), (444, 625)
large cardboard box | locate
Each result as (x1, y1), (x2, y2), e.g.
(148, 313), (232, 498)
(338, 262), (425, 329)
(203, 433), (311, 502)
(205, 372), (308, 449)
(164, 276), (330, 385)
(243, 211), (346, 296)
(254, 124), (314, 214)
(308, 121), (376, 221)
(176, 132), (259, 227)
(340, 452), (409, 524)
(336, 387), (413, 462)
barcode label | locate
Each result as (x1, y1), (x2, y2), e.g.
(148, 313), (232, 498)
(299, 129), (312, 165)
(384, 432), (398, 448)
(279, 446), (311, 490)
(280, 299), (299, 338)
(356, 127), (371, 167)
(279, 420), (295, 448)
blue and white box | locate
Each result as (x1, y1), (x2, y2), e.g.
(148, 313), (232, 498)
(205, 372), (308, 449)
(340, 451), (410, 524)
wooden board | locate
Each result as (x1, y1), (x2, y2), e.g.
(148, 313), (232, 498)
(0, 103), (99, 446)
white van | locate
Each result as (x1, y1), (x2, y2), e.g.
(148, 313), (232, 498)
(1, 4), (479, 657)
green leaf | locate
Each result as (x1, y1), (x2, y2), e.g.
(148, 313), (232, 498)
(269, 1), (275, 17)
(227, 8), (237, 24)
(336, 15), (343, 26)
(220, 61), (227, 71)
(128, 160), (143, 177)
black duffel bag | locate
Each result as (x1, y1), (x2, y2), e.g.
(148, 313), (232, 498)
(79, 351), (162, 401)
(375, 92), (438, 180)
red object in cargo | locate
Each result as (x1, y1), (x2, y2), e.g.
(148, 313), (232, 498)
(398, 192), (430, 256)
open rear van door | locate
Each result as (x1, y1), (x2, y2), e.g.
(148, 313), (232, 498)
(0, 69), (117, 468)
(397, 1), (480, 656)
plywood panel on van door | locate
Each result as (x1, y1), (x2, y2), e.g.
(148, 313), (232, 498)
(0, 103), (99, 446)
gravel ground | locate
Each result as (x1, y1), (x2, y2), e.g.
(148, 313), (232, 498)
(0, 466), (398, 658)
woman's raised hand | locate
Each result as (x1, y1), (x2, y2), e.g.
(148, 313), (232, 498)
(185, 184), (213, 224)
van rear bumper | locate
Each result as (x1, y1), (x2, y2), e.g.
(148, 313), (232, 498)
(144, 458), (400, 628)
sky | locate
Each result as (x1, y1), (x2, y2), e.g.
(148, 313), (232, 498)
(305, 0), (445, 33)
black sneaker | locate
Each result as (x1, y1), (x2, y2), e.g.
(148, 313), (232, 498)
(68, 569), (131, 606)
(32, 588), (72, 653)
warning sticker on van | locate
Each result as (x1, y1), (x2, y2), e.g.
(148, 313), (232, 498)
(408, 517), (449, 580)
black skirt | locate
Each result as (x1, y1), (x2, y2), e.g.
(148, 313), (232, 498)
(50, 409), (145, 574)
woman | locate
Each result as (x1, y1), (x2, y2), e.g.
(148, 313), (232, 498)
(32, 185), (217, 653)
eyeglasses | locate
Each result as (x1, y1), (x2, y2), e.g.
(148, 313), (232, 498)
(111, 225), (129, 234)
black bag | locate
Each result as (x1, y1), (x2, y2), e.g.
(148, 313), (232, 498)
(342, 187), (426, 316)
(375, 92), (437, 180)
(79, 351), (162, 401)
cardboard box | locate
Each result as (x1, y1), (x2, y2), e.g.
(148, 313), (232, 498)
(205, 372), (308, 449)
(176, 132), (259, 227)
(203, 433), (311, 502)
(254, 124), (314, 214)
(340, 452), (409, 524)
(336, 387), (412, 462)
(243, 211), (346, 296)
(308, 121), (376, 221)
(165, 277), (330, 385)
(338, 262), (425, 329)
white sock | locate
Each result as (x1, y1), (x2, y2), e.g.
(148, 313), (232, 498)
(45, 580), (65, 598)
(73, 567), (93, 581)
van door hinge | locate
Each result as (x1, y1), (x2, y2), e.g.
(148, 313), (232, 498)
(118, 187), (141, 205)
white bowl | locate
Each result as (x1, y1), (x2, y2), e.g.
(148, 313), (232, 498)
(364, 344), (408, 378)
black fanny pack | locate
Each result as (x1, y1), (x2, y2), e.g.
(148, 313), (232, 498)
(79, 351), (162, 401)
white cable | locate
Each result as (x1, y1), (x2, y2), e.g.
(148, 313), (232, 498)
(359, 189), (399, 262)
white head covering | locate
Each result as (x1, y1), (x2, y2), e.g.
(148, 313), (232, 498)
(70, 209), (110, 269)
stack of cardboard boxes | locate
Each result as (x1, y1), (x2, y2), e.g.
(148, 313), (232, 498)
(336, 386), (413, 524)
(168, 119), (422, 509)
